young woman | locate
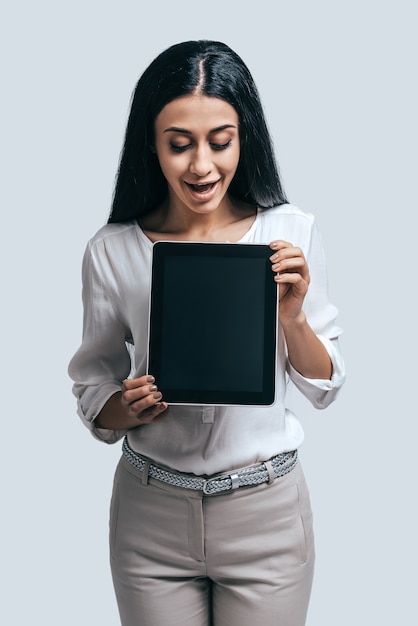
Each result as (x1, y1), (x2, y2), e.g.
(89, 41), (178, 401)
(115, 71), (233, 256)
(69, 40), (345, 626)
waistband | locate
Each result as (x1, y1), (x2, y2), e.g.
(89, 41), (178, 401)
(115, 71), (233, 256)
(122, 436), (298, 496)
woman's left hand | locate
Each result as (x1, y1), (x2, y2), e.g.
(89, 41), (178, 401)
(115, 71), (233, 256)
(269, 240), (310, 323)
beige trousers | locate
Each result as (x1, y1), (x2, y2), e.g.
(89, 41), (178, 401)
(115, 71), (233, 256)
(109, 455), (315, 626)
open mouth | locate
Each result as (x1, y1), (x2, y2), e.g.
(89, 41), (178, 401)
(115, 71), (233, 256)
(186, 181), (219, 194)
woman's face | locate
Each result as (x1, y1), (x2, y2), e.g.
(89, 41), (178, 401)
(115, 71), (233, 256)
(153, 95), (240, 216)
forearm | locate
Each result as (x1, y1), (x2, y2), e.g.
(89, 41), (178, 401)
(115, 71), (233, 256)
(281, 312), (332, 380)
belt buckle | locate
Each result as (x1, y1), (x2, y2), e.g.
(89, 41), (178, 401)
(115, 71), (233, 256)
(202, 476), (220, 495)
(202, 472), (240, 495)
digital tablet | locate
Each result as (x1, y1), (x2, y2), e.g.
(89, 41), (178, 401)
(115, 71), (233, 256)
(147, 241), (278, 406)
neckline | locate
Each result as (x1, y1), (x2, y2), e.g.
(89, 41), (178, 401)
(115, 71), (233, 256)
(135, 207), (260, 247)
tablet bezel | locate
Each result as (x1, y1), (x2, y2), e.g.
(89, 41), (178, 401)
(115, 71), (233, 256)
(147, 241), (277, 406)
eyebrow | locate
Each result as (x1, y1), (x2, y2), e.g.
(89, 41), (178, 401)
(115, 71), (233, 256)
(163, 124), (236, 135)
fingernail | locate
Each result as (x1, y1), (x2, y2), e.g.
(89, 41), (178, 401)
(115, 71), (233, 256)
(147, 375), (155, 383)
(153, 392), (162, 400)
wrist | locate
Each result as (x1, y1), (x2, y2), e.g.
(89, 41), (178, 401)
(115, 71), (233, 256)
(280, 310), (306, 330)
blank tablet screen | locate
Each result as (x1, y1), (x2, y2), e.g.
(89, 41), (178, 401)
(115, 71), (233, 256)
(147, 242), (277, 405)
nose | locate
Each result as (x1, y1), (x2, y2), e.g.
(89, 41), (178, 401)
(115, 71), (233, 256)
(188, 145), (213, 177)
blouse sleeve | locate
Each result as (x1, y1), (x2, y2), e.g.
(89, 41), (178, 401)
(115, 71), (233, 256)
(286, 218), (346, 408)
(68, 239), (130, 443)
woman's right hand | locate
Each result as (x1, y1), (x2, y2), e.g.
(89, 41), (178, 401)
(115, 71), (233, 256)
(121, 375), (168, 423)
(95, 375), (168, 430)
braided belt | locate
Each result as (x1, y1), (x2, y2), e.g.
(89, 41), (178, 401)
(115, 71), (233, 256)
(122, 437), (298, 496)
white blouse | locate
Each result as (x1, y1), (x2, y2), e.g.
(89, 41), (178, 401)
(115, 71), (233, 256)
(68, 205), (345, 475)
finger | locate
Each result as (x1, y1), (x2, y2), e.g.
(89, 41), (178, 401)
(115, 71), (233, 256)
(270, 256), (307, 274)
(270, 245), (304, 263)
(274, 272), (309, 295)
(121, 383), (160, 407)
(125, 387), (163, 413)
(123, 375), (155, 391)
(136, 402), (169, 424)
(269, 240), (293, 252)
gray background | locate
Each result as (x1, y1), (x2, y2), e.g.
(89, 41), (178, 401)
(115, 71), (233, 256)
(1, 1), (416, 624)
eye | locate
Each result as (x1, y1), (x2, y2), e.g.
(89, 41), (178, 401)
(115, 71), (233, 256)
(210, 140), (232, 151)
(169, 142), (191, 153)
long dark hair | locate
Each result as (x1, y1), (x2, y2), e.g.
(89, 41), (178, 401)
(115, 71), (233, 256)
(108, 40), (288, 223)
